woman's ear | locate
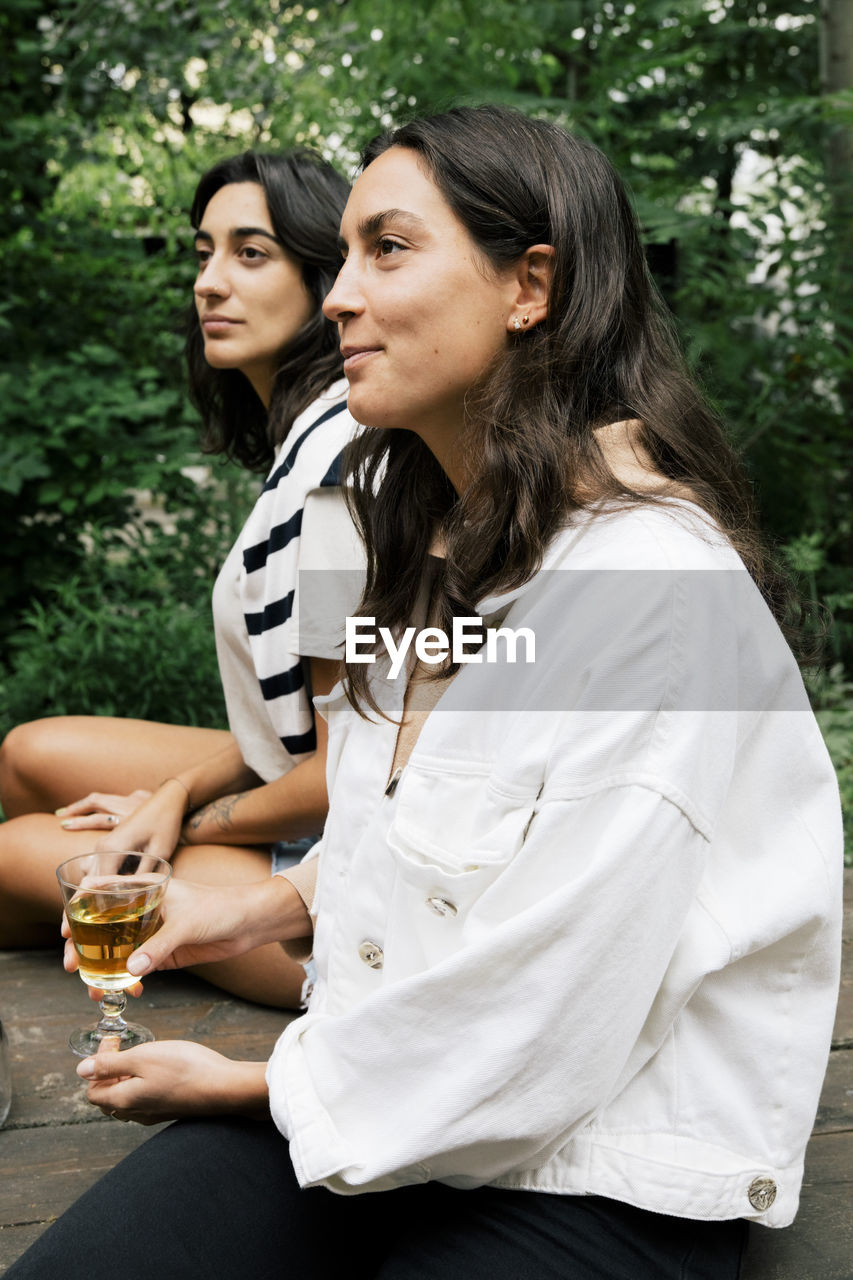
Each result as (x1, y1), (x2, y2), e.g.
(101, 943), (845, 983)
(507, 244), (555, 333)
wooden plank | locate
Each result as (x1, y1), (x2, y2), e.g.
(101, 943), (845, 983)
(3, 1008), (288, 1131)
(0, 1224), (49, 1273)
(0, 1122), (167, 1224)
(0, 1121), (168, 1272)
(814, 1048), (853, 1136)
(833, 869), (853, 1048)
(0, 947), (291, 1016)
(741, 1130), (853, 1280)
(0, 945), (292, 1272)
(1, 951), (295, 1130)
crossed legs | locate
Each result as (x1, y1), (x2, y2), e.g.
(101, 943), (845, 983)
(0, 716), (307, 1007)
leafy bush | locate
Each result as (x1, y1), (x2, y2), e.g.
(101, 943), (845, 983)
(0, 229), (199, 644)
(807, 664), (853, 865)
(0, 471), (253, 737)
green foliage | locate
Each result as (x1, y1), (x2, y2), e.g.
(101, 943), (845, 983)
(807, 665), (853, 862)
(0, 327), (200, 639)
(0, 0), (62, 227)
(0, 180), (200, 638)
(0, 478), (252, 736)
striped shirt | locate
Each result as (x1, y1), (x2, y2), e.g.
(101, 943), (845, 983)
(212, 381), (361, 783)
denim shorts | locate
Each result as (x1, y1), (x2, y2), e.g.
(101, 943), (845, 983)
(270, 835), (320, 874)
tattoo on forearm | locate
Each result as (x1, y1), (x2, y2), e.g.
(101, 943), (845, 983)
(188, 792), (249, 834)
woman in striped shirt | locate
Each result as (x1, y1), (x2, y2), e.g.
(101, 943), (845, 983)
(0, 149), (361, 1009)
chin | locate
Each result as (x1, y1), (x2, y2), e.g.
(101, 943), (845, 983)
(203, 350), (242, 371)
(346, 392), (397, 432)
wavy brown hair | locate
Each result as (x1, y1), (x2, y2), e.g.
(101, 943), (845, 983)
(186, 149), (349, 472)
(343, 106), (796, 715)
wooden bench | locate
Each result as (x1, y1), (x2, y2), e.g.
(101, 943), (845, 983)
(1, 871), (850, 1275)
(0, 956), (296, 1269)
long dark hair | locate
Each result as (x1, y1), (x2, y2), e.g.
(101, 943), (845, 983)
(187, 149), (349, 472)
(344, 105), (795, 713)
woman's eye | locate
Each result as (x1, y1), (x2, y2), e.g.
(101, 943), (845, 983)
(377, 237), (404, 257)
(195, 250), (211, 269)
(240, 246), (266, 261)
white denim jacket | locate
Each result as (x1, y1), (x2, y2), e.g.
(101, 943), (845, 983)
(267, 502), (842, 1228)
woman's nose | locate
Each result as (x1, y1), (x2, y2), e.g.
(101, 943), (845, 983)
(194, 261), (230, 300)
(322, 259), (362, 322)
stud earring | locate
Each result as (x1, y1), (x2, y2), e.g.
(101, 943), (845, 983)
(522, 315), (530, 325)
(513, 317), (522, 331)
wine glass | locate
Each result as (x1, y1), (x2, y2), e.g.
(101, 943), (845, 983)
(56, 851), (172, 1058)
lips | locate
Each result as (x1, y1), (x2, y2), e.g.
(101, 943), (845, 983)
(201, 314), (243, 332)
(341, 345), (380, 372)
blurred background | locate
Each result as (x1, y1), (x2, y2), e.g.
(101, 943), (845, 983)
(0, 0), (850, 846)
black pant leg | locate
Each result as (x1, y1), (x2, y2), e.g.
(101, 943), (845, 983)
(5, 1118), (369, 1280)
(375, 1185), (748, 1280)
(6, 1119), (748, 1280)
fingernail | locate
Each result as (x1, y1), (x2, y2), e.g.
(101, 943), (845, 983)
(55, 807), (67, 817)
(127, 953), (150, 976)
(77, 1058), (95, 1078)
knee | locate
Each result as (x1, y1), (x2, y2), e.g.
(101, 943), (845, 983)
(0, 810), (34, 893)
(0, 722), (32, 812)
(0, 811), (18, 877)
(0, 719), (61, 816)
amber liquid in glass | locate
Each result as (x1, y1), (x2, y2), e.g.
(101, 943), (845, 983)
(67, 885), (162, 991)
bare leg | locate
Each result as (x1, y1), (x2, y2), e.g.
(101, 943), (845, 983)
(0, 713), (225, 947)
(0, 815), (306, 1008)
(0, 716), (233, 817)
(0, 718), (306, 1006)
(0, 813), (71, 946)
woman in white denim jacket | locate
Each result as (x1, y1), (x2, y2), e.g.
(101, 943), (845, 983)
(10, 107), (842, 1280)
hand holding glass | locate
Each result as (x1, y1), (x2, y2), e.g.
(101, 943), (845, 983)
(57, 852), (172, 1057)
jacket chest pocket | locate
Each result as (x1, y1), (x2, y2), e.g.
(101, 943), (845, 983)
(386, 758), (539, 915)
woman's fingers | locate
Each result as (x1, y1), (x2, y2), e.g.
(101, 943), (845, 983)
(90, 790), (184, 864)
(57, 791), (152, 829)
(124, 918), (185, 976)
(57, 792), (122, 817)
(76, 1040), (227, 1126)
(121, 881), (254, 977)
(85, 981), (144, 1000)
(60, 813), (123, 831)
(78, 1041), (133, 1083)
(79, 1043), (139, 1117)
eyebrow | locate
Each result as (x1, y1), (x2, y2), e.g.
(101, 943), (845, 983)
(194, 226), (283, 246)
(337, 208), (428, 252)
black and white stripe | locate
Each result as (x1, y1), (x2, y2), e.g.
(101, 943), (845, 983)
(238, 381), (357, 763)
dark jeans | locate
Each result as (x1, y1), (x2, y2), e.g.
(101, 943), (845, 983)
(7, 1117), (747, 1280)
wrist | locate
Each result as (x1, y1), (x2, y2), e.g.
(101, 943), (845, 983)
(160, 776), (193, 816)
(218, 1061), (269, 1116)
(242, 875), (312, 950)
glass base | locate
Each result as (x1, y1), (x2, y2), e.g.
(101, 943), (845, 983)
(69, 1020), (154, 1058)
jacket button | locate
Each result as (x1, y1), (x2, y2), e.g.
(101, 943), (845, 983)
(426, 896), (458, 917)
(747, 1177), (777, 1211)
(358, 940), (384, 969)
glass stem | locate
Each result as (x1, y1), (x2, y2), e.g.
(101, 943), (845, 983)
(95, 991), (129, 1041)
